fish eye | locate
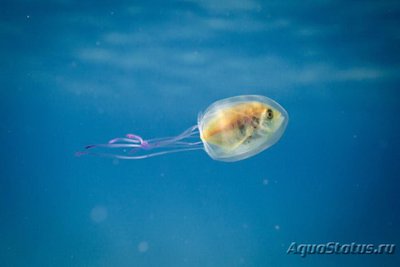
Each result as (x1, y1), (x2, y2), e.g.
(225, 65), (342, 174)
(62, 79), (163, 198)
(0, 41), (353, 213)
(267, 109), (273, 120)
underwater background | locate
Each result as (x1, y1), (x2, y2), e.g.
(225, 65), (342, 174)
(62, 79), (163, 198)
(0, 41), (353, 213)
(1, 0), (399, 266)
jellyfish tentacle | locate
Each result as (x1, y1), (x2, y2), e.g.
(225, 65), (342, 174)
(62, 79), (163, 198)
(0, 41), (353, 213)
(146, 125), (199, 148)
(77, 125), (203, 159)
(108, 137), (141, 144)
(146, 125), (199, 143)
(140, 141), (202, 150)
(119, 146), (203, 159)
(125, 134), (146, 143)
(83, 146), (203, 159)
(163, 141), (203, 147)
(87, 143), (141, 149)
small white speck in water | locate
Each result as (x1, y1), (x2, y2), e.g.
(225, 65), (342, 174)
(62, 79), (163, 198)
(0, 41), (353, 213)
(138, 241), (149, 253)
(90, 206), (108, 223)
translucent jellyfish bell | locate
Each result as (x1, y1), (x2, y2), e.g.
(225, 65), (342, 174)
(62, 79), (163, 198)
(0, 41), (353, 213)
(198, 95), (289, 162)
(77, 95), (289, 162)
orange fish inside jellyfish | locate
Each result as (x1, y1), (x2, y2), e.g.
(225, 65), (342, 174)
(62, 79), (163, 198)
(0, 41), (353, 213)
(77, 95), (289, 162)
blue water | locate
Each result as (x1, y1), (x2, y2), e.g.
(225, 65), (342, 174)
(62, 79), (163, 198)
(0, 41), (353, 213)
(1, 1), (399, 266)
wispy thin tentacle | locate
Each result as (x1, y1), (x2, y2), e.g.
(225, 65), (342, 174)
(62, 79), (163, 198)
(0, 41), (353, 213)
(76, 125), (203, 159)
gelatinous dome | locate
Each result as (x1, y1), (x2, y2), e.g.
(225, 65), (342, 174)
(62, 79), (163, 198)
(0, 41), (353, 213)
(198, 95), (288, 162)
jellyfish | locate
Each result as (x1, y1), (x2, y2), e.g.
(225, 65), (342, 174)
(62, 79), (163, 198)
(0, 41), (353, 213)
(77, 95), (289, 162)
